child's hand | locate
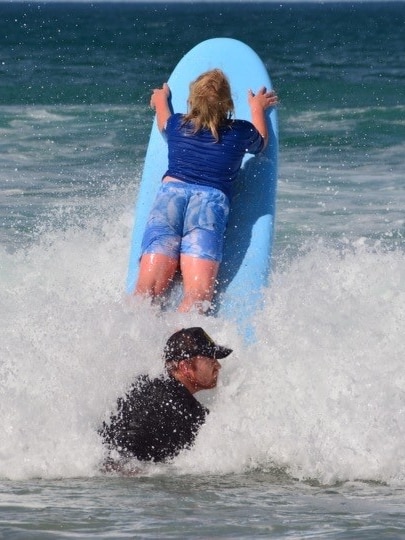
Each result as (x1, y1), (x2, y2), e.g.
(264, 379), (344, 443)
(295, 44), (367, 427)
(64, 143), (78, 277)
(248, 87), (278, 111)
(150, 83), (172, 132)
(150, 83), (171, 110)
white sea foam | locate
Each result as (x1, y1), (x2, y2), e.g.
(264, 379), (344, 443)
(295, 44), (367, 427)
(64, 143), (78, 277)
(0, 208), (404, 484)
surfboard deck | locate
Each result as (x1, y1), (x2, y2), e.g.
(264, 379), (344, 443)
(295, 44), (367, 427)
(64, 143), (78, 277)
(126, 38), (278, 336)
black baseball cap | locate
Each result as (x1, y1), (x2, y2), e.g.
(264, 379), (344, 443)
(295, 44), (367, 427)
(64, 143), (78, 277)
(164, 327), (232, 362)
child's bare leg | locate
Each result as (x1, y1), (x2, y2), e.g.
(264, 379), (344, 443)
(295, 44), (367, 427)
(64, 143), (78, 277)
(178, 255), (219, 313)
(135, 253), (178, 298)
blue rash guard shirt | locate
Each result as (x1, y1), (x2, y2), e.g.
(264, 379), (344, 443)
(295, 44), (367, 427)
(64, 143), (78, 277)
(163, 113), (265, 200)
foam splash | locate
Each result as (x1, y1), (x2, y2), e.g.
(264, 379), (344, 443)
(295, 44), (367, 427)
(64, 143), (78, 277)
(0, 213), (404, 484)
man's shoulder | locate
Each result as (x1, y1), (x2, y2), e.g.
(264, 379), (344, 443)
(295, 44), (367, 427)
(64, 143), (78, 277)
(129, 373), (165, 394)
(129, 374), (182, 399)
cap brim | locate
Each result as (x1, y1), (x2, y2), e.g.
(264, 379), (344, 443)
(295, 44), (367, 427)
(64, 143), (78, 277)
(213, 346), (233, 359)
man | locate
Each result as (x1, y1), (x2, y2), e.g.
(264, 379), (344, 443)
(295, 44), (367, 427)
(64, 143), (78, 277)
(99, 327), (232, 465)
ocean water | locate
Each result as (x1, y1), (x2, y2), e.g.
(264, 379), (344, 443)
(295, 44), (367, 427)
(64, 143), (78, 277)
(1, 2), (405, 538)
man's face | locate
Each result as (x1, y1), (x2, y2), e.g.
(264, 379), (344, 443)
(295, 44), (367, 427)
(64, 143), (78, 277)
(187, 355), (222, 391)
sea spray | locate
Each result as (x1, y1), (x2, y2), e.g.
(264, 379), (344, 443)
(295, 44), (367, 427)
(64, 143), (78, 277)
(4, 219), (403, 484)
(174, 243), (405, 484)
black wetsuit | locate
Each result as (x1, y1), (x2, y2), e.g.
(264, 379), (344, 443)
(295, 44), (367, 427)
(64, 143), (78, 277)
(99, 375), (208, 462)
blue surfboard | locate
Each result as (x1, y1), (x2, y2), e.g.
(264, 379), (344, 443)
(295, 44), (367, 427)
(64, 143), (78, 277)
(126, 38), (278, 335)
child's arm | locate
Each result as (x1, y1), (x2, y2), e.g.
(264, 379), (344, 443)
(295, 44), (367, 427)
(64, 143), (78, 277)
(248, 87), (278, 148)
(150, 83), (172, 132)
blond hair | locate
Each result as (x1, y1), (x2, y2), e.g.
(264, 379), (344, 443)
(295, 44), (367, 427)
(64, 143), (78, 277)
(182, 69), (234, 141)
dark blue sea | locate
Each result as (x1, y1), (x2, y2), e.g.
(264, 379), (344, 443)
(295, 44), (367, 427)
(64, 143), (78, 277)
(1, 2), (404, 538)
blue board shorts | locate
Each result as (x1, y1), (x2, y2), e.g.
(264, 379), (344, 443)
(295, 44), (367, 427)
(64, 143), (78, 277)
(140, 181), (230, 262)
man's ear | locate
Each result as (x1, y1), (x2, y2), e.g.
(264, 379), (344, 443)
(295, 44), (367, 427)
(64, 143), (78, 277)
(178, 359), (194, 376)
(177, 360), (189, 374)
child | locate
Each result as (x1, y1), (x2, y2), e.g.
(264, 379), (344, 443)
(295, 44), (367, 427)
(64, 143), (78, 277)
(135, 69), (278, 312)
